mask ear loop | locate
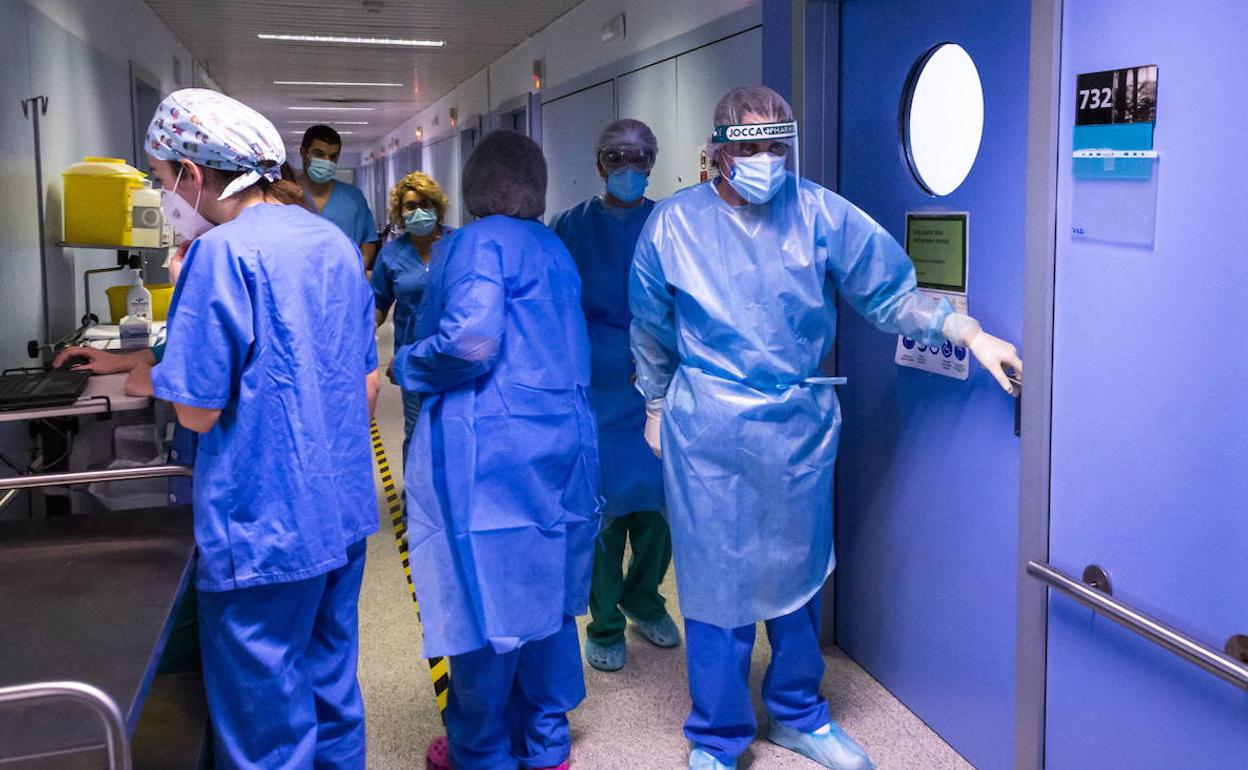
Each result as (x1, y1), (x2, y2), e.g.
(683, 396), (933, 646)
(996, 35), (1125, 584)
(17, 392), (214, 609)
(171, 162), (204, 214)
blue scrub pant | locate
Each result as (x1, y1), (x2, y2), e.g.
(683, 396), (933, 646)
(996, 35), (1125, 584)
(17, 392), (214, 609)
(199, 539), (368, 770)
(445, 615), (585, 770)
(684, 596), (831, 763)
(400, 387), (422, 463)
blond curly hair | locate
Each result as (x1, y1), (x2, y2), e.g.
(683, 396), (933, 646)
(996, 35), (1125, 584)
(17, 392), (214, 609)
(388, 171), (449, 227)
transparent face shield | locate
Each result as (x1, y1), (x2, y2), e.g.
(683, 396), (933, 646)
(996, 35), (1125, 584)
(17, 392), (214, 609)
(711, 119), (800, 207)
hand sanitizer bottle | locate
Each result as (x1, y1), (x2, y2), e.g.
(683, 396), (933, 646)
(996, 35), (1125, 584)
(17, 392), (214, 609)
(119, 268), (151, 350)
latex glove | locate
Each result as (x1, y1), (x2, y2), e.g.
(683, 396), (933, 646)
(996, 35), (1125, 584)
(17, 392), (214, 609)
(644, 398), (664, 459)
(942, 313), (1023, 394)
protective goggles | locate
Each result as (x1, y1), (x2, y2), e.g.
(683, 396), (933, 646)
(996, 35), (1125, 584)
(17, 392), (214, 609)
(598, 145), (656, 171)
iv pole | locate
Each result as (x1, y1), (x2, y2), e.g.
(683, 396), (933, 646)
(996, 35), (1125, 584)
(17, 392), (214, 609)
(21, 95), (51, 362)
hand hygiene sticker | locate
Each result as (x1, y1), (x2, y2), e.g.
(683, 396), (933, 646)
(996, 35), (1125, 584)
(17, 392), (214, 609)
(895, 213), (970, 380)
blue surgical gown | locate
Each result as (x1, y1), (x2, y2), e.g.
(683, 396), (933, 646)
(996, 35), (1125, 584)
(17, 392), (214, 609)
(152, 203), (381, 592)
(629, 179), (953, 628)
(394, 215), (602, 659)
(370, 228), (452, 353)
(550, 197), (663, 517)
(307, 181), (378, 246)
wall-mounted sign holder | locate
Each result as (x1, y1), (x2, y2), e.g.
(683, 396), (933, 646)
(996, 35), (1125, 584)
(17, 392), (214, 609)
(1072, 149), (1157, 159)
(1071, 64), (1160, 246)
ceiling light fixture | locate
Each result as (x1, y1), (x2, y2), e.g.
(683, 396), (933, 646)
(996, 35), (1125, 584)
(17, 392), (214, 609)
(288, 106), (375, 111)
(288, 130), (354, 135)
(274, 80), (404, 87)
(258, 33), (444, 48)
(285, 120), (370, 125)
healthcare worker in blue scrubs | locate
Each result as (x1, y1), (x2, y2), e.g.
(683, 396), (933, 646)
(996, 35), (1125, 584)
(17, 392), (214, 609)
(300, 124), (381, 269)
(630, 86), (1022, 770)
(550, 118), (678, 673)
(371, 171), (452, 461)
(133, 89), (381, 769)
(393, 130), (600, 770)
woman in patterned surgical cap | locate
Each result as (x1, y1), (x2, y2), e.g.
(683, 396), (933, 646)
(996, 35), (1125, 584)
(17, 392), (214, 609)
(131, 88), (382, 769)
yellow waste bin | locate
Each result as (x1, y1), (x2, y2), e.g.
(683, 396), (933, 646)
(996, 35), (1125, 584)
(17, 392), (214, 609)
(106, 283), (173, 324)
(62, 157), (150, 246)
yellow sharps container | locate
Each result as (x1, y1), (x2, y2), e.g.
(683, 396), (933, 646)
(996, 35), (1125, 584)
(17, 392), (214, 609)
(62, 157), (149, 246)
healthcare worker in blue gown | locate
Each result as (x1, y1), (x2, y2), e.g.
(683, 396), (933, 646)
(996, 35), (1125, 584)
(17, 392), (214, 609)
(134, 89), (382, 769)
(393, 129), (601, 770)
(550, 118), (679, 673)
(370, 170), (453, 461)
(629, 86), (1023, 770)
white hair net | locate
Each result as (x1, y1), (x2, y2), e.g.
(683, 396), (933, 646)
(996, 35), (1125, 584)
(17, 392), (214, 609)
(710, 86), (795, 165)
(462, 129), (547, 220)
(596, 118), (659, 155)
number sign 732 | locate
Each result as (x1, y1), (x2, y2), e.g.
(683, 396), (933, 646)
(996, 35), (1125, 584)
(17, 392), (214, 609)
(1079, 87), (1113, 110)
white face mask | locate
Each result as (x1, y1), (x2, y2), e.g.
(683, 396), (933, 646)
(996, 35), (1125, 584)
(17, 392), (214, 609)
(162, 165), (214, 242)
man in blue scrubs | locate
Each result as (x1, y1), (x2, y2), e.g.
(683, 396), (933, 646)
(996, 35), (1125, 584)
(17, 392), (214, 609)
(299, 124), (380, 269)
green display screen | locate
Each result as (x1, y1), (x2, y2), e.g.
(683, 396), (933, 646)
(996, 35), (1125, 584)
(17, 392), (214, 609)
(905, 213), (967, 292)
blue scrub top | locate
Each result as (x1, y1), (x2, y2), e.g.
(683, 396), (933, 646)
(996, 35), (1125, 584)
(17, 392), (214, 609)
(550, 197), (663, 516)
(370, 227), (452, 352)
(307, 181), (378, 246)
(152, 203), (381, 592)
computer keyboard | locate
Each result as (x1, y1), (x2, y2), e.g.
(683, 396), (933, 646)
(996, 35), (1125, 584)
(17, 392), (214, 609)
(0, 370), (91, 410)
(0, 375), (45, 399)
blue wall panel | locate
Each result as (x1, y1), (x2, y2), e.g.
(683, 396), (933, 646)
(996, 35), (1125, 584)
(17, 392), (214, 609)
(1045, 1), (1248, 767)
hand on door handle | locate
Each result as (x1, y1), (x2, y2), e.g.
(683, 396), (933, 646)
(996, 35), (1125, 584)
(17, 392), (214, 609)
(969, 331), (1023, 395)
(942, 313), (1023, 395)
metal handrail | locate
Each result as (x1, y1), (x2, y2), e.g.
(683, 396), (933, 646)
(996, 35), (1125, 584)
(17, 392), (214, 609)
(0, 680), (131, 770)
(1027, 560), (1248, 691)
(0, 464), (192, 492)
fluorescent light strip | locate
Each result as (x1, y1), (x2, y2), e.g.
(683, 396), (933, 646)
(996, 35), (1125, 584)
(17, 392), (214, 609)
(288, 106), (375, 112)
(258, 34), (444, 48)
(286, 120), (369, 125)
(288, 130), (353, 135)
(275, 81), (404, 87)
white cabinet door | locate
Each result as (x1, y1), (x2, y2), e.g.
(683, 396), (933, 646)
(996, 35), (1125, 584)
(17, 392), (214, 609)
(618, 59), (679, 200)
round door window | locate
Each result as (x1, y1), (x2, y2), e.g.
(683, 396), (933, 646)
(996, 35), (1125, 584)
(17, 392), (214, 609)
(902, 43), (984, 196)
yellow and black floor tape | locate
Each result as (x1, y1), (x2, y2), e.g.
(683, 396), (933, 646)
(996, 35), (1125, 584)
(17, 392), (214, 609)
(370, 420), (451, 714)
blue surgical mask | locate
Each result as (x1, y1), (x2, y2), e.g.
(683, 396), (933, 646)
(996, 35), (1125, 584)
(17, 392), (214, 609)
(404, 207), (438, 237)
(306, 157), (337, 184)
(605, 169), (649, 203)
(726, 153), (787, 204)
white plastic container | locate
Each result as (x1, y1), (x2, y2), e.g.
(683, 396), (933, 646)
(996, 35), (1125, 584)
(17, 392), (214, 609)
(129, 184), (163, 247)
(119, 268), (151, 350)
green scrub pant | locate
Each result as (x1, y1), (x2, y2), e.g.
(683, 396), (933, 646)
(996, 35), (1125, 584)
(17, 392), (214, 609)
(587, 510), (673, 645)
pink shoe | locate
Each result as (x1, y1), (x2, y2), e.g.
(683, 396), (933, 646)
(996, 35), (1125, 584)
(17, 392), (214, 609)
(535, 762), (569, 770)
(425, 736), (452, 770)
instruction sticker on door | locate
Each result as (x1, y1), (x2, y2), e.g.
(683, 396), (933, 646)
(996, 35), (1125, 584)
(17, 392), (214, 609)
(895, 213), (971, 381)
(895, 290), (970, 380)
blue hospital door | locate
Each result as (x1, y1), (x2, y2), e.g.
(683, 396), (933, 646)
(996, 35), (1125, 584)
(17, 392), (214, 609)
(835, 1), (1030, 768)
(1044, 1), (1248, 767)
